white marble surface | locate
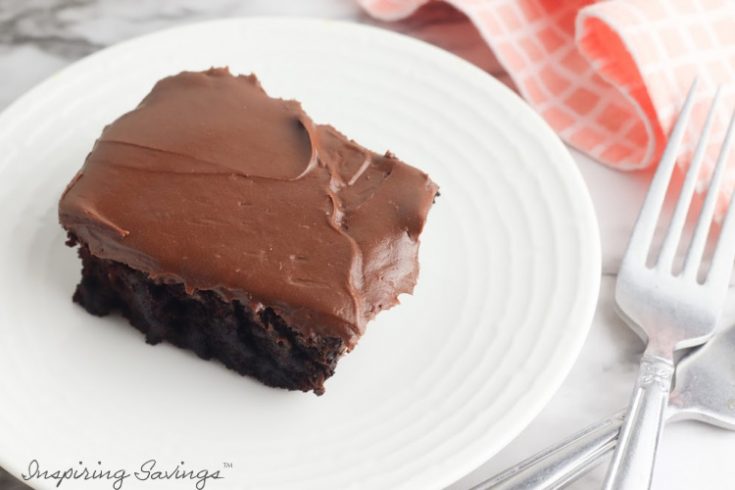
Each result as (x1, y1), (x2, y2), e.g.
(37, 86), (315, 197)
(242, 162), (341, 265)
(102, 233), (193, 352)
(1, 1), (734, 489)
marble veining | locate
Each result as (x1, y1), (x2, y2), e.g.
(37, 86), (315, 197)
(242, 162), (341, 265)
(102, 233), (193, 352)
(0, 1), (733, 489)
(0, 0), (102, 57)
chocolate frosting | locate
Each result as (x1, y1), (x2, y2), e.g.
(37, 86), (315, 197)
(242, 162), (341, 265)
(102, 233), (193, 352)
(59, 68), (438, 347)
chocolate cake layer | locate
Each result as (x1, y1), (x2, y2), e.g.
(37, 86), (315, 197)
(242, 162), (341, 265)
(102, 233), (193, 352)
(72, 243), (340, 394)
(59, 68), (438, 392)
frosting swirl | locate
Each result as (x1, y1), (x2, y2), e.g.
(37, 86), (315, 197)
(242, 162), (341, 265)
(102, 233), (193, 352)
(59, 68), (438, 347)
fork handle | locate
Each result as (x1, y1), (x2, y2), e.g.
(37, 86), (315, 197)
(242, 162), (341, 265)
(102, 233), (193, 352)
(474, 410), (625, 490)
(603, 353), (674, 490)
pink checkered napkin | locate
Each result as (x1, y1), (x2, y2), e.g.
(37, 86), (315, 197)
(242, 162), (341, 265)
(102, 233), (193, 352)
(360, 0), (735, 213)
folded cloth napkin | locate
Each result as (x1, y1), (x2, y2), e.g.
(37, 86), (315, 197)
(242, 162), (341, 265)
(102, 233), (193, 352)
(360, 0), (735, 214)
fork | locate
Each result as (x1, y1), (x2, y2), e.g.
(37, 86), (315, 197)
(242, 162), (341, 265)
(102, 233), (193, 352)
(603, 80), (735, 489)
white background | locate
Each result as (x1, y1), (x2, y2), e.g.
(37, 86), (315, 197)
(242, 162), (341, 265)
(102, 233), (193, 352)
(1, 1), (734, 488)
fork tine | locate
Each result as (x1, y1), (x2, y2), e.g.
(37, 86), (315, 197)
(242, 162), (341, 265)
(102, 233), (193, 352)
(658, 87), (722, 271)
(624, 79), (698, 263)
(707, 177), (735, 288)
(683, 107), (735, 279)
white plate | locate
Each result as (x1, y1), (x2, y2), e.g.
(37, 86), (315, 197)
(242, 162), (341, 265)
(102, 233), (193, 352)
(0, 18), (600, 490)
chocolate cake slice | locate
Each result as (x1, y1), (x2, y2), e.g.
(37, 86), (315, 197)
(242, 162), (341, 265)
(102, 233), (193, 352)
(59, 68), (438, 394)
